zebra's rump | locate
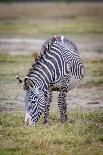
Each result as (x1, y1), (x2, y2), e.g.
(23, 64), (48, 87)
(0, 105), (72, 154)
(41, 35), (84, 91)
(41, 35), (79, 55)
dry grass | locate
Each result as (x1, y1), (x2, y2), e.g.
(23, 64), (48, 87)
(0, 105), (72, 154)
(0, 2), (103, 37)
(0, 111), (103, 155)
(0, 2), (103, 20)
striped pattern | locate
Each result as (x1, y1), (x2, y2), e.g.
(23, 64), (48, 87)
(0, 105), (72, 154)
(24, 89), (45, 125)
(24, 36), (84, 125)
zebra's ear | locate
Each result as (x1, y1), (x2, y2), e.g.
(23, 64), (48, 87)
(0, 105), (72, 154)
(16, 75), (22, 84)
(23, 77), (31, 90)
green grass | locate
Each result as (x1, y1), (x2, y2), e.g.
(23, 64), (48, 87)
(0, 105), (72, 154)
(0, 2), (103, 38)
(0, 111), (103, 155)
(0, 54), (34, 83)
(0, 54), (32, 63)
(0, 21), (103, 38)
(84, 59), (103, 87)
(0, 54), (103, 154)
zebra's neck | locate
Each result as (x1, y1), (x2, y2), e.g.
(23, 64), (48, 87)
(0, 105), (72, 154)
(27, 43), (63, 91)
(28, 60), (53, 92)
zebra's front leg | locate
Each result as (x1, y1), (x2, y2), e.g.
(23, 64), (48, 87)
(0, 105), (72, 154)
(44, 90), (52, 124)
(58, 87), (68, 123)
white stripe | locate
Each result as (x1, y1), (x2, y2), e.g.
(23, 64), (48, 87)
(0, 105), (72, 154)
(38, 61), (53, 81)
(46, 52), (61, 81)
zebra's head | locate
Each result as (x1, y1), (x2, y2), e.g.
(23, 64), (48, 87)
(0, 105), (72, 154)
(24, 77), (45, 126)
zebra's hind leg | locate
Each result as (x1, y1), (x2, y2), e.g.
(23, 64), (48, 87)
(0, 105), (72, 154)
(58, 87), (68, 123)
(44, 89), (52, 124)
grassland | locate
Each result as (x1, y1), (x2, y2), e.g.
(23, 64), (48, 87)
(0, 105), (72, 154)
(0, 54), (103, 155)
(0, 2), (103, 38)
(0, 21), (103, 38)
(0, 2), (103, 155)
(0, 111), (103, 155)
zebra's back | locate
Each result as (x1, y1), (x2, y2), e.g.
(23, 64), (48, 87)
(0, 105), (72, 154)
(41, 36), (84, 90)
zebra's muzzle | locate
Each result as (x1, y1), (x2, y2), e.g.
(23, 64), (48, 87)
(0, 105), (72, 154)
(25, 112), (35, 126)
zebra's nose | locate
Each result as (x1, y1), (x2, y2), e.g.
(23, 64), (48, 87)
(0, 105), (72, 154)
(25, 112), (33, 126)
(25, 118), (34, 127)
(25, 118), (29, 126)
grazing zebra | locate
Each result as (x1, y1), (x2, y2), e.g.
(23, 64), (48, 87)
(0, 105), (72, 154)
(17, 35), (84, 126)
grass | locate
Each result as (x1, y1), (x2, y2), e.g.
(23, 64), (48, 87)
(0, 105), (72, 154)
(0, 2), (103, 38)
(0, 21), (103, 38)
(0, 54), (34, 83)
(0, 2), (103, 154)
(0, 2), (103, 20)
(0, 54), (103, 154)
(0, 111), (103, 155)
(0, 54), (33, 63)
(84, 59), (103, 87)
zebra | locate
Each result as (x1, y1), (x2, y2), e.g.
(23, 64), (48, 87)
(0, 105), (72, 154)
(17, 35), (84, 126)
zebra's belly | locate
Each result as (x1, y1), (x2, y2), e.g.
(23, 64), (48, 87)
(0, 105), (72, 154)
(68, 76), (81, 90)
(51, 76), (81, 90)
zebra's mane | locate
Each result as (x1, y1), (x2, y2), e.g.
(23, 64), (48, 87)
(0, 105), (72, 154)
(23, 45), (50, 90)
(23, 35), (59, 91)
(25, 36), (57, 79)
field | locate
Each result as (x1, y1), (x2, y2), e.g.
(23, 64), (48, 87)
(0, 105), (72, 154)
(0, 2), (103, 155)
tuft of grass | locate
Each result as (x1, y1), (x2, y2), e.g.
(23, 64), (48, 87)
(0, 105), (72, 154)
(0, 111), (103, 155)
